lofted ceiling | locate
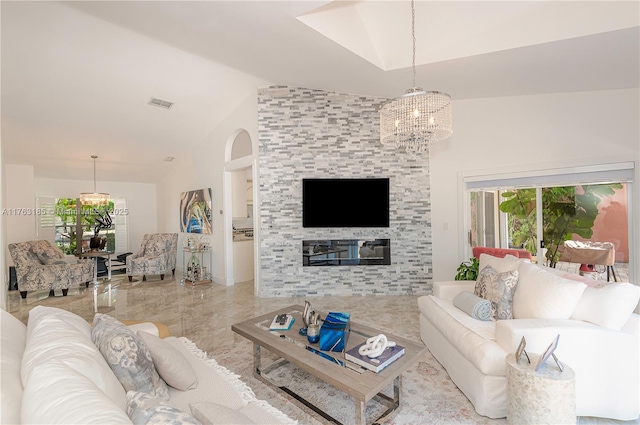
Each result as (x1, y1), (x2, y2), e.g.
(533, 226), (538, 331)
(2, 1), (638, 183)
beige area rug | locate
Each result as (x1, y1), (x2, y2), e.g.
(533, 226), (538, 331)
(211, 339), (503, 425)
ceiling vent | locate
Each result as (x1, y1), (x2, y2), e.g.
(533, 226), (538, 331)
(148, 97), (174, 109)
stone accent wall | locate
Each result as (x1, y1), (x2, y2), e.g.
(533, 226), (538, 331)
(257, 85), (432, 297)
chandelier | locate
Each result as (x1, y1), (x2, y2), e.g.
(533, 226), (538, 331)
(80, 155), (109, 206)
(379, 0), (452, 156)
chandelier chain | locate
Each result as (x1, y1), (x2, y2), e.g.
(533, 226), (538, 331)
(378, 0), (453, 156)
(411, 0), (416, 88)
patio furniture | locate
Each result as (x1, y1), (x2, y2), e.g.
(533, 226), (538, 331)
(126, 233), (178, 282)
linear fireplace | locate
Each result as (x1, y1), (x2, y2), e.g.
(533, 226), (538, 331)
(302, 239), (390, 266)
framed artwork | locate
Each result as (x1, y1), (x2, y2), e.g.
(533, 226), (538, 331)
(180, 188), (212, 234)
(515, 336), (530, 364)
(535, 334), (561, 372)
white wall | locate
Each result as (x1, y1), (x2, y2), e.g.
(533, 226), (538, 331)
(35, 178), (158, 253)
(1, 140), (6, 310)
(3, 164), (37, 270)
(429, 88), (640, 282)
(156, 91), (261, 284)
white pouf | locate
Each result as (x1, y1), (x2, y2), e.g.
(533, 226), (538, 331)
(506, 353), (576, 425)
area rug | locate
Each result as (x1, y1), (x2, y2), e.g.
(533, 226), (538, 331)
(211, 339), (504, 425)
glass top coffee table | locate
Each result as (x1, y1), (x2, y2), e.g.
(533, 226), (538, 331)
(231, 305), (426, 425)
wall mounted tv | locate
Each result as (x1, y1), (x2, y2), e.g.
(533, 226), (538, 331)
(302, 178), (390, 228)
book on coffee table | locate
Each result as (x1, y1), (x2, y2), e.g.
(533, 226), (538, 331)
(345, 342), (405, 373)
(269, 314), (294, 331)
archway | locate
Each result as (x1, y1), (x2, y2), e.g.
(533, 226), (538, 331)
(223, 129), (259, 293)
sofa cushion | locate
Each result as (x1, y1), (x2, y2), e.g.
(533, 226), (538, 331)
(22, 361), (132, 424)
(418, 296), (505, 376)
(21, 306), (127, 410)
(190, 402), (253, 425)
(0, 310), (27, 425)
(92, 313), (169, 400)
(513, 262), (586, 319)
(138, 331), (198, 391)
(126, 391), (200, 425)
(571, 283), (640, 330)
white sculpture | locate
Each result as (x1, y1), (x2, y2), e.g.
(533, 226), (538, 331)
(358, 334), (396, 358)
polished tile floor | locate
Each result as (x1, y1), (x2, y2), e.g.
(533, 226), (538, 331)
(7, 274), (424, 355)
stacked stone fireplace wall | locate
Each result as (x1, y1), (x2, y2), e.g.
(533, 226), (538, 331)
(257, 85), (433, 297)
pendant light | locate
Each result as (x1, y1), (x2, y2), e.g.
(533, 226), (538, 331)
(80, 155), (109, 206)
(379, 0), (453, 156)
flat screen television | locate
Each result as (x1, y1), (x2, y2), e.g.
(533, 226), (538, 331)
(302, 178), (390, 227)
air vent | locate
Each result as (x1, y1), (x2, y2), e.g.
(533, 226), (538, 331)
(148, 97), (174, 109)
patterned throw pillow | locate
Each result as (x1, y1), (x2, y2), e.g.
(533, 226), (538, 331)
(126, 391), (201, 425)
(475, 265), (519, 320)
(92, 314), (169, 400)
(145, 239), (166, 257)
(32, 241), (64, 265)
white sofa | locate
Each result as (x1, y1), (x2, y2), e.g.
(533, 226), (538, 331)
(1, 306), (297, 425)
(418, 254), (640, 420)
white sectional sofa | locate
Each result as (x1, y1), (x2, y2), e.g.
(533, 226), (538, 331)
(419, 254), (640, 420)
(1, 306), (297, 425)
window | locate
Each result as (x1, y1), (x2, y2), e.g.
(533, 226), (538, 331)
(37, 197), (127, 255)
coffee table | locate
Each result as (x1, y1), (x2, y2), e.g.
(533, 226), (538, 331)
(231, 305), (427, 425)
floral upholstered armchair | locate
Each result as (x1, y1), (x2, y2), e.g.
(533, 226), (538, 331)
(126, 233), (178, 282)
(8, 240), (93, 299)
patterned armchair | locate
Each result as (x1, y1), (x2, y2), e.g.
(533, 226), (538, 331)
(126, 233), (178, 282)
(8, 240), (93, 299)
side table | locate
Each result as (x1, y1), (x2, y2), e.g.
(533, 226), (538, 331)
(506, 353), (576, 425)
(75, 251), (115, 285)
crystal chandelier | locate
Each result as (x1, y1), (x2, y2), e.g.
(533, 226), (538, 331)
(380, 0), (452, 156)
(80, 155), (109, 206)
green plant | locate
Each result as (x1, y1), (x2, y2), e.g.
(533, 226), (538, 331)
(499, 183), (622, 267)
(455, 257), (479, 281)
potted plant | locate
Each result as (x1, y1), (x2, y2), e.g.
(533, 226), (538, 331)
(454, 257), (479, 281)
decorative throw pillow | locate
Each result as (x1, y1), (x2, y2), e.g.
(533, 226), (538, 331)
(512, 262), (586, 319)
(452, 291), (492, 321)
(32, 241), (64, 265)
(145, 239), (165, 257)
(477, 266), (519, 320)
(137, 331), (198, 391)
(478, 253), (525, 274)
(189, 402), (253, 425)
(571, 283), (640, 330)
(92, 314), (169, 400)
(126, 391), (201, 425)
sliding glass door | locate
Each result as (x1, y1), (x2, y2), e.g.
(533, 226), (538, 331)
(467, 181), (631, 281)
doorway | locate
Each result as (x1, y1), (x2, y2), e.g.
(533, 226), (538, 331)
(223, 129), (258, 289)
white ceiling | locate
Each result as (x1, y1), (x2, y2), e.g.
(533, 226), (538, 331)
(2, 1), (638, 183)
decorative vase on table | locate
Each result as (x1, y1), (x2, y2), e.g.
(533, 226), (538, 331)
(90, 237), (101, 250)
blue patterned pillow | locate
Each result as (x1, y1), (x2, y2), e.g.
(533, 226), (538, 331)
(126, 391), (201, 425)
(92, 314), (169, 400)
(477, 266), (519, 320)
